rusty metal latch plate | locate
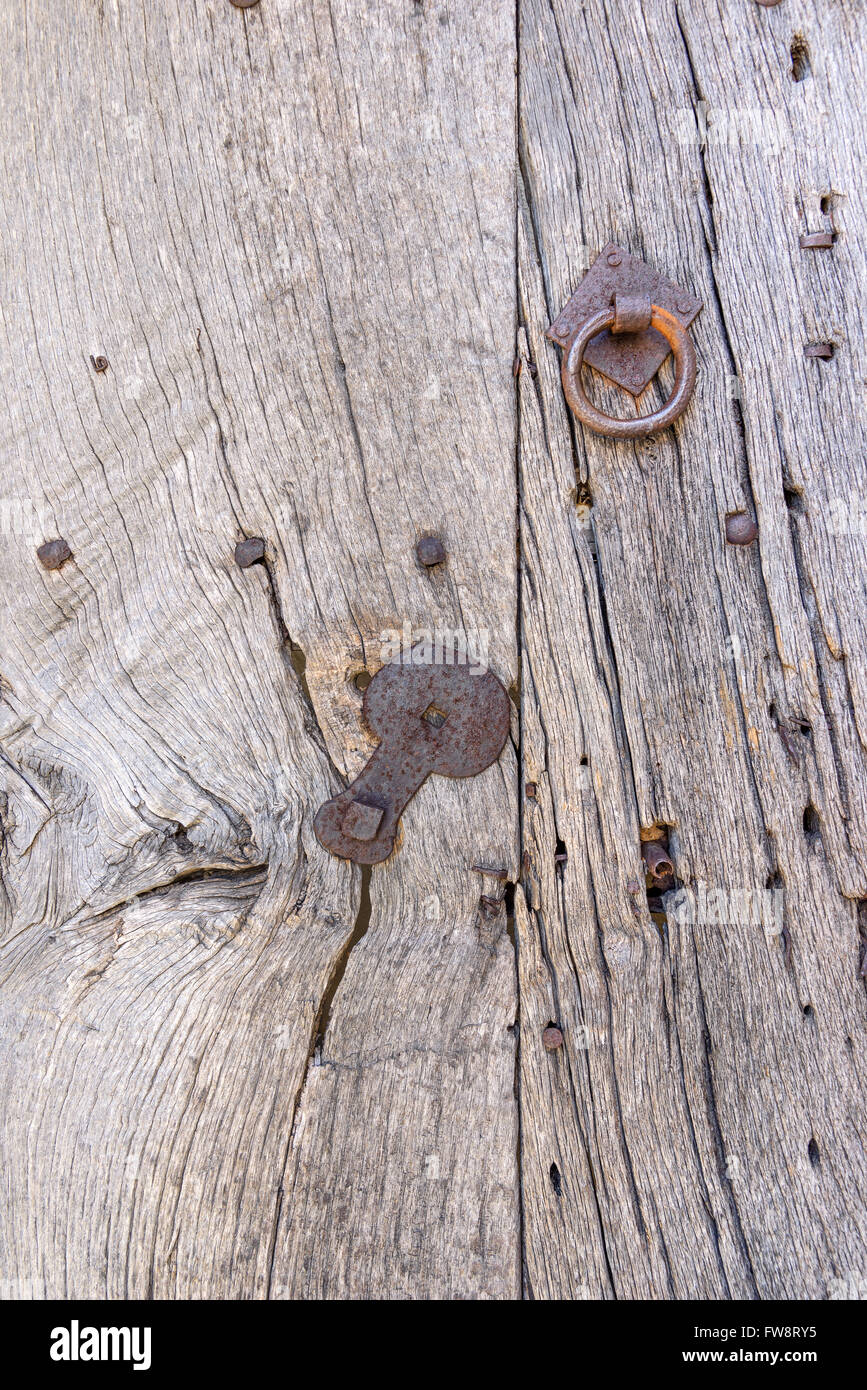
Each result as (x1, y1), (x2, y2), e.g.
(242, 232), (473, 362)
(314, 657), (511, 865)
(547, 243), (702, 397)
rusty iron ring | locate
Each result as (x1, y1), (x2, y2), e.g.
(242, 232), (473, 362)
(562, 304), (697, 438)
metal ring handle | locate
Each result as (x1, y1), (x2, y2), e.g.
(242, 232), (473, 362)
(562, 304), (697, 438)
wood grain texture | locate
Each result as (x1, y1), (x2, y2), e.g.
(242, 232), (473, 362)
(517, 0), (867, 1298)
(0, 0), (517, 1299)
(1, 0), (865, 1302)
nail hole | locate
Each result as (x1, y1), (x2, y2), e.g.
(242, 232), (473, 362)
(421, 702), (447, 729)
(171, 824), (193, 854)
(554, 837), (567, 867)
(575, 482), (594, 517)
(803, 803), (820, 837)
(807, 1137), (820, 1168)
(549, 1162), (562, 1197)
(579, 755), (588, 766)
(783, 483), (805, 513)
(790, 34), (811, 83)
(802, 1003), (814, 1017)
(353, 670), (372, 692)
(290, 642), (306, 681)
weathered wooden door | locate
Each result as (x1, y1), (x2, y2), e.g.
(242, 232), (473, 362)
(1, 0), (864, 1300)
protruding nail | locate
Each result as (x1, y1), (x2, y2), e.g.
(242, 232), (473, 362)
(725, 512), (758, 545)
(37, 538), (73, 570)
(235, 537), (266, 568)
(799, 232), (834, 249)
(90, 355), (109, 372)
(642, 841), (674, 880)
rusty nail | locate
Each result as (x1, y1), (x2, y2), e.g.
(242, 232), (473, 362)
(725, 512), (758, 546)
(642, 841), (674, 880)
(478, 894), (502, 919)
(37, 538), (73, 570)
(606, 250), (622, 267)
(235, 537), (266, 568)
(472, 864), (508, 879)
(804, 343), (834, 359)
(416, 534), (446, 567)
(525, 782), (537, 799)
(512, 356), (522, 378)
(542, 1026), (564, 1052)
(799, 232), (834, 250)
(229, 0), (261, 7)
(554, 850), (568, 865)
(754, 0), (783, 6)
(90, 355), (109, 372)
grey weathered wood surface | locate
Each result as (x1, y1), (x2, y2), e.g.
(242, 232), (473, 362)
(0, 0), (864, 1300)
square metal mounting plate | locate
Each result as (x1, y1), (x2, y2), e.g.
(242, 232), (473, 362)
(547, 243), (702, 397)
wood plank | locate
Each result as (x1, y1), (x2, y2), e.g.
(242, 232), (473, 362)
(2, 0), (864, 1303)
(517, 0), (867, 1298)
(0, 0), (517, 1299)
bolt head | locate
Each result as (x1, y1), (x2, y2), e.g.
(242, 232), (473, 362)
(725, 513), (758, 546)
(542, 1026), (564, 1052)
(235, 537), (266, 568)
(344, 798), (384, 842)
(37, 538), (73, 570)
(416, 534), (446, 567)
